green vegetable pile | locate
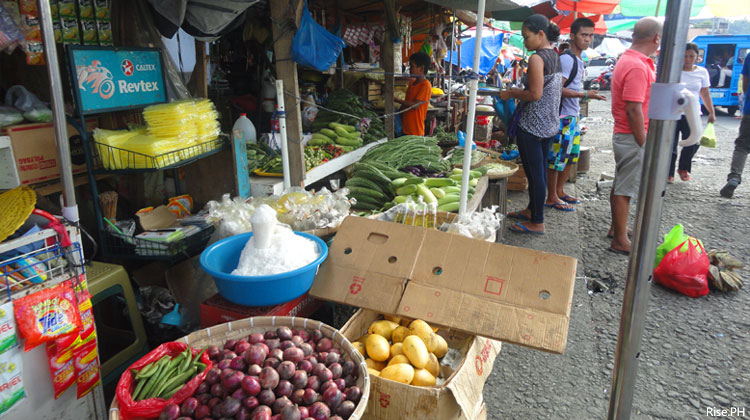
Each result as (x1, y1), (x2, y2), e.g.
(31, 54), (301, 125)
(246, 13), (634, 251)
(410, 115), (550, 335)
(433, 125), (458, 145)
(308, 122), (363, 149)
(130, 347), (206, 401)
(246, 143), (273, 172)
(361, 135), (451, 173)
(304, 146), (328, 171)
(312, 89), (386, 144)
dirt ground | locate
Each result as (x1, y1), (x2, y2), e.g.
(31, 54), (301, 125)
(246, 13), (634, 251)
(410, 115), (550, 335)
(485, 94), (750, 419)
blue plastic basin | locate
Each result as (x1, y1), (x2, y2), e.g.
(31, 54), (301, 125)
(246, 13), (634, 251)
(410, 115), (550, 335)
(199, 231), (328, 306)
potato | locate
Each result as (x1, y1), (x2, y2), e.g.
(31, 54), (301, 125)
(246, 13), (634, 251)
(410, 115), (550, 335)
(353, 342), (367, 358)
(366, 334), (391, 362)
(366, 358), (386, 371)
(387, 354), (410, 366)
(384, 315), (402, 324)
(433, 334), (448, 358)
(402, 335), (429, 369)
(425, 353), (440, 377)
(380, 363), (415, 384)
(410, 320), (439, 352)
(368, 368), (381, 377)
(391, 326), (410, 343)
(368, 320), (400, 341)
(390, 342), (404, 357)
(411, 368), (437, 386)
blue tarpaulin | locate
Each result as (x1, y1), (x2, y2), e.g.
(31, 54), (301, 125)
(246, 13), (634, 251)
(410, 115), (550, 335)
(446, 33), (505, 75)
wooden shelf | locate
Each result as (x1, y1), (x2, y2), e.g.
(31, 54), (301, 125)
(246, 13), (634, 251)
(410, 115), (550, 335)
(20, 173), (114, 196)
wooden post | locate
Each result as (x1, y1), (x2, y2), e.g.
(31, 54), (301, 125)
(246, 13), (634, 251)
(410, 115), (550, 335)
(383, 0), (397, 139)
(193, 40), (208, 98)
(271, 0), (305, 186)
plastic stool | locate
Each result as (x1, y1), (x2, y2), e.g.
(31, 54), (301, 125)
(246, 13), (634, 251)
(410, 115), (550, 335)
(86, 261), (148, 386)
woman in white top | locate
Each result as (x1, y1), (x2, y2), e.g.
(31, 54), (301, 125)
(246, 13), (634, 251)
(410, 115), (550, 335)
(670, 43), (716, 183)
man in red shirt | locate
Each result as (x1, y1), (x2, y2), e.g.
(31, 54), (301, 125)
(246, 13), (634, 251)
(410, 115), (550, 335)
(608, 17), (662, 255)
(397, 52), (432, 136)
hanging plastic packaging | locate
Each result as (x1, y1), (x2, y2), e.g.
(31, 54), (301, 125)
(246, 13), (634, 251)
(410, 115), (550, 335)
(700, 122), (716, 148)
(0, 345), (25, 416)
(13, 282), (82, 351)
(0, 302), (18, 353)
(291, 1), (345, 72)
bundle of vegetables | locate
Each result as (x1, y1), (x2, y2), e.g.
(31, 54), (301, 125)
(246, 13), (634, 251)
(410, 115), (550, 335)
(308, 122), (363, 149)
(246, 143), (273, 172)
(129, 346), (207, 401)
(345, 161), (412, 211)
(448, 147), (488, 167)
(361, 135), (451, 174)
(312, 89), (386, 144)
(168, 326), (363, 420)
(433, 125), (458, 146)
(385, 167), (486, 213)
(259, 156), (283, 174)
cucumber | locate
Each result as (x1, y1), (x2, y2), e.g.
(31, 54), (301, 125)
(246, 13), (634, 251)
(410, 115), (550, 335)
(430, 187), (446, 199)
(391, 178), (408, 188)
(309, 137), (332, 146)
(416, 184), (437, 204)
(330, 122), (356, 132)
(443, 186), (461, 193)
(333, 136), (359, 147)
(475, 165), (489, 175)
(437, 202), (460, 212)
(348, 186), (386, 200)
(352, 202), (380, 211)
(469, 170), (482, 179)
(470, 178), (479, 187)
(350, 194), (382, 206)
(352, 166), (392, 186)
(437, 194), (460, 206)
(382, 201), (396, 211)
(393, 195), (409, 204)
(451, 168), (463, 175)
(396, 184), (418, 196)
(424, 178), (456, 188)
(320, 128), (337, 139)
(402, 177), (425, 186)
(346, 177), (386, 193)
(449, 174), (463, 181)
(334, 126), (351, 138)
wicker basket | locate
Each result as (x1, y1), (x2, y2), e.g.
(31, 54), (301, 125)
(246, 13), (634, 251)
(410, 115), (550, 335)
(484, 159), (519, 180)
(109, 316), (370, 420)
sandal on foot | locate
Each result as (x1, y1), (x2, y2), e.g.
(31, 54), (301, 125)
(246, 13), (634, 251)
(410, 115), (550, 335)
(509, 222), (544, 235)
(507, 211), (530, 221)
(544, 202), (575, 212)
(608, 247), (630, 256)
(560, 195), (581, 204)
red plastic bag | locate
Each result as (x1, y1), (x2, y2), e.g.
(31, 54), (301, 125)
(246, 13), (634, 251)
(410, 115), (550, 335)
(116, 342), (212, 420)
(654, 238), (710, 298)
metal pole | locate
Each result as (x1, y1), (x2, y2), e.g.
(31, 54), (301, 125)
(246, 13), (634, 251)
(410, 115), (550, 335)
(447, 9), (456, 125)
(458, 0), (486, 216)
(37, 0), (79, 222)
(275, 79), (292, 190)
(607, 1), (693, 419)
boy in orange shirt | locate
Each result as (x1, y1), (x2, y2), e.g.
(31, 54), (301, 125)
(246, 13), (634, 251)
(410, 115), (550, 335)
(396, 52), (432, 135)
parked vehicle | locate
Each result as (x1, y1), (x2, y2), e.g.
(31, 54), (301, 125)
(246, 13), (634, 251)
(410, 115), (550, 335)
(692, 34), (750, 115)
(583, 57), (615, 89)
(590, 69), (612, 91)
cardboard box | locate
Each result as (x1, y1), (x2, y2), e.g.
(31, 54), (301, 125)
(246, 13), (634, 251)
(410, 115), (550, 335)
(1, 120), (96, 187)
(311, 216), (577, 353)
(341, 309), (500, 420)
(200, 293), (323, 328)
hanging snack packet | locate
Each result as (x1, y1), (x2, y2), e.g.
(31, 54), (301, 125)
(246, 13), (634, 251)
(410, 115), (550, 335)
(0, 302), (18, 354)
(46, 341), (76, 399)
(13, 283), (82, 351)
(0, 345), (25, 416)
(74, 340), (101, 398)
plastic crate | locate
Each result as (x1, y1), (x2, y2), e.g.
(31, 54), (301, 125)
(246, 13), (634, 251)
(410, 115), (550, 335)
(102, 225), (214, 261)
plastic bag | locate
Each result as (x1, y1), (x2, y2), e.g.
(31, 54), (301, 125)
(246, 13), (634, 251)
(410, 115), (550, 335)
(4, 85), (48, 113)
(0, 106), (23, 128)
(116, 342), (212, 420)
(653, 238), (710, 298)
(46, 341), (76, 399)
(0, 344), (25, 416)
(291, 1), (345, 72)
(654, 224), (690, 268)
(700, 122), (716, 148)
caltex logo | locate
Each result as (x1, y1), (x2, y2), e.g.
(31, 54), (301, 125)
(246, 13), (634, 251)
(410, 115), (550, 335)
(121, 59), (134, 76)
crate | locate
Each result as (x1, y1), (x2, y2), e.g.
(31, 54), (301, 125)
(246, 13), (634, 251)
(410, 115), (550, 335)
(199, 292), (323, 328)
(507, 163), (528, 191)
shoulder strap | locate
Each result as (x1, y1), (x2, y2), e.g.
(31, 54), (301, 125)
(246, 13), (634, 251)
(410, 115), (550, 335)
(562, 51), (578, 88)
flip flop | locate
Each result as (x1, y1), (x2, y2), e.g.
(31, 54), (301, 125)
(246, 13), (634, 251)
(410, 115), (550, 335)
(507, 211), (530, 221)
(544, 203), (575, 212)
(608, 247), (630, 256)
(560, 195), (581, 204)
(509, 222), (544, 235)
